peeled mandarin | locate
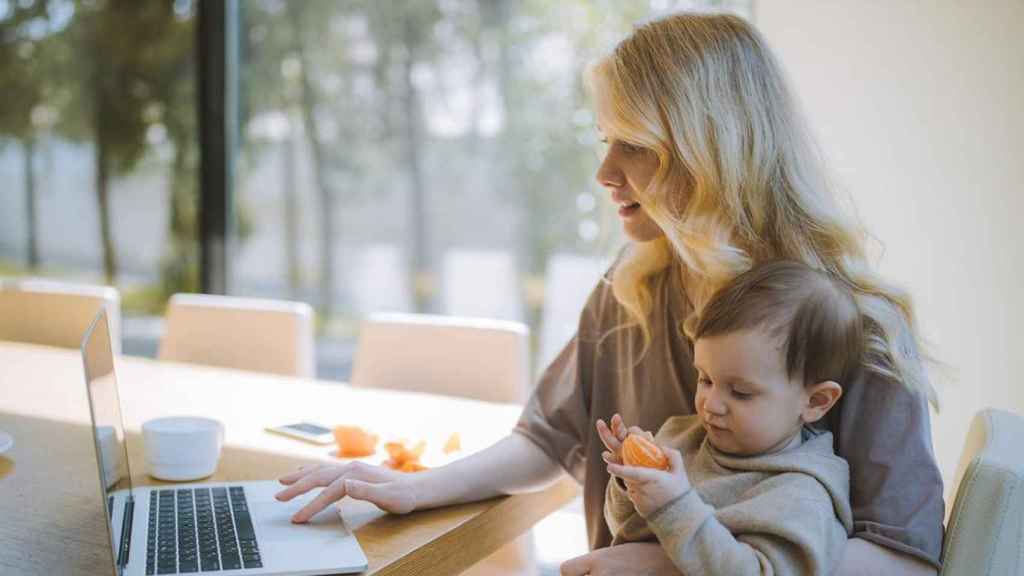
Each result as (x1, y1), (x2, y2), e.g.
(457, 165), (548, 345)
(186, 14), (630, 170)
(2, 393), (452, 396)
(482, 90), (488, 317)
(622, 433), (669, 470)
(333, 426), (378, 458)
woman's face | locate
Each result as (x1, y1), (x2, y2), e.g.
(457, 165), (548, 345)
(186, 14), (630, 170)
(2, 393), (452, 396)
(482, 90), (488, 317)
(595, 135), (665, 242)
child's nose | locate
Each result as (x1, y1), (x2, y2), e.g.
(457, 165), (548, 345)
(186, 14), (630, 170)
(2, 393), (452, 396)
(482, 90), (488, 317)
(702, 391), (728, 415)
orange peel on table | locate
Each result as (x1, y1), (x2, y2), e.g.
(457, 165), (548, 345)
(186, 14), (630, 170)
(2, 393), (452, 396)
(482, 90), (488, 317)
(383, 440), (429, 473)
(333, 426), (379, 458)
(621, 433), (669, 470)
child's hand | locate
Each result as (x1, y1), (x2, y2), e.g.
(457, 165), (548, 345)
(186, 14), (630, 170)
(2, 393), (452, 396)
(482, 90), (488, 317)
(595, 413), (630, 464)
(605, 445), (690, 518)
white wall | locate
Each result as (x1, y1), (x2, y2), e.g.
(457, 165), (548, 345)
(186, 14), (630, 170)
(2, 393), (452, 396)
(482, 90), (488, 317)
(756, 1), (1024, 494)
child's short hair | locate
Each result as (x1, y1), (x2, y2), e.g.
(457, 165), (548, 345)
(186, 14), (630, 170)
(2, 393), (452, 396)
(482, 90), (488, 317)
(694, 261), (864, 387)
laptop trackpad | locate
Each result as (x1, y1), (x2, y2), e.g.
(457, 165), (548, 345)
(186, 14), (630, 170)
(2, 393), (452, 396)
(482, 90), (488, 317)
(252, 499), (350, 544)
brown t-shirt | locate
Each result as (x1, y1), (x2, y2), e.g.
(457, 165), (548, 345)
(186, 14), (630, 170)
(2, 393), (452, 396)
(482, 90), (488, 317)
(514, 260), (945, 569)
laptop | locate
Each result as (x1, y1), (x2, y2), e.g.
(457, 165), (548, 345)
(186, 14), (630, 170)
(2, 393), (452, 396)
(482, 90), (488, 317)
(80, 308), (368, 575)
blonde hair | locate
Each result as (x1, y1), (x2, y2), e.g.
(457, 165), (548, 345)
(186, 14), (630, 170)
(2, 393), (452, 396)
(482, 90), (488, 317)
(585, 12), (938, 408)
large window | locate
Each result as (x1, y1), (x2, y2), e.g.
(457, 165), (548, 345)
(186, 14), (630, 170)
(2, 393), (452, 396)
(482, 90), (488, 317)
(233, 0), (749, 378)
(0, 0), (198, 356)
(1, 0), (748, 376)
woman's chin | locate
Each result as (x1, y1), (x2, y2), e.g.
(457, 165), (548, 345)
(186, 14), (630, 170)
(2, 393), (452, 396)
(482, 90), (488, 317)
(622, 220), (665, 242)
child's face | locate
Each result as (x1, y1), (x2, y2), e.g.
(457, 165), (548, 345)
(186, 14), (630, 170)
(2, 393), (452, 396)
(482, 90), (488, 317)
(693, 329), (814, 456)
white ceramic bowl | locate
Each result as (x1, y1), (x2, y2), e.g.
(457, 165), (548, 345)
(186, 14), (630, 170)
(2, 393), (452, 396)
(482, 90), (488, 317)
(142, 417), (224, 481)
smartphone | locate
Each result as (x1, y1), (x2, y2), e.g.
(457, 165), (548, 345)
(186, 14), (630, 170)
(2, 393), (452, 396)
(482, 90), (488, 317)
(266, 422), (335, 445)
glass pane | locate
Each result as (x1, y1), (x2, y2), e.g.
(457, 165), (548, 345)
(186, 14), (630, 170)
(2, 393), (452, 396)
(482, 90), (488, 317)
(233, 0), (749, 380)
(0, 0), (198, 356)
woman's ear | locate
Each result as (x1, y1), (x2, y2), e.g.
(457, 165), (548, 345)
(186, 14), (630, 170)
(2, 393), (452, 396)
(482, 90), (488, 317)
(801, 381), (843, 424)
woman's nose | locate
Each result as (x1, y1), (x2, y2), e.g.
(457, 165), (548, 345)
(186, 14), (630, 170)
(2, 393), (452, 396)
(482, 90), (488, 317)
(595, 150), (623, 189)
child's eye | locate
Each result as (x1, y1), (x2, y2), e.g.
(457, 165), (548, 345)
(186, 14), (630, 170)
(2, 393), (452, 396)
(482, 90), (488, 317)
(698, 377), (712, 388)
(731, 390), (753, 400)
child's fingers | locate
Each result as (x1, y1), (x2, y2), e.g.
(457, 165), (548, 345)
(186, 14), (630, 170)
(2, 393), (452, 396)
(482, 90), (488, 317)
(610, 413), (628, 442)
(663, 446), (684, 472)
(601, 450), (622, 465)
(625, 425), (655, 442)
(606, 462), (660, 483)
(596, 419), (623, 453)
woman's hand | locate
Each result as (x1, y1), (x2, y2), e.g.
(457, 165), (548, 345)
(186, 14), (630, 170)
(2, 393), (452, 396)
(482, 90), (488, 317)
(560, 541), (681, 576)
(605, 445), (690, 518)
(275, 462), (418, 522)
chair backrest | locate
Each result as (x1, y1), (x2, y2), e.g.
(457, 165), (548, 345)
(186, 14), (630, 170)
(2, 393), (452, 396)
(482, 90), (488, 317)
(538, 253), (610, 372)
(0, 278), (121, 354)
(940, 409), (1024, 575)
(441, 249), (523, 322)
(350, 312), (530, 404)
(158, 293), (315, 378)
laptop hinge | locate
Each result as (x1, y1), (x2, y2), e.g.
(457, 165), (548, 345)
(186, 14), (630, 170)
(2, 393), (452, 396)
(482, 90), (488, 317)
(117, 495), (134, 570)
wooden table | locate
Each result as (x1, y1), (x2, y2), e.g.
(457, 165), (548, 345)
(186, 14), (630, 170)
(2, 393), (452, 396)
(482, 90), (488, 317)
(0, 342), (579, 575)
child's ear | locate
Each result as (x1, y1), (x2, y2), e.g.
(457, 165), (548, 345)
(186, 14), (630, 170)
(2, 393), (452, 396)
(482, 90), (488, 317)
(801, 381), (843, 424)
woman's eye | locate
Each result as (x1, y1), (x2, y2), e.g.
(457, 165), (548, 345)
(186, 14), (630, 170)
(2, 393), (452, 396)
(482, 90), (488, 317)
(731, 390), (753, 400)
(619, 141), (644, 154)
(698, 377), (712, 388)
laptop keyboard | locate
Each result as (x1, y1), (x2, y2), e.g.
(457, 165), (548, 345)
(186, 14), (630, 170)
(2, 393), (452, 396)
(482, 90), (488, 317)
(146, 486), (262, 574)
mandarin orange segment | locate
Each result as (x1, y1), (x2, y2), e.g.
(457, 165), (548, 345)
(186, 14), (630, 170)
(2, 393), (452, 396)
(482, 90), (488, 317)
(333, 426), (379, 458)
(443, 432), (461, 454)
(399, 460), (428, 473)
(622, 433), (669, 470)
(382, 439), (430, 472)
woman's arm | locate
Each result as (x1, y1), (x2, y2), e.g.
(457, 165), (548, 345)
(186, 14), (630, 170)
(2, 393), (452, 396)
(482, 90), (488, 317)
(836, 538), (938, 576)
(276, 432), (564, 522)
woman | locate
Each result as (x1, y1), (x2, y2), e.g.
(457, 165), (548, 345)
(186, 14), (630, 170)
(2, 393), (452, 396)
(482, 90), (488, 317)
(276, 13), (944, 575)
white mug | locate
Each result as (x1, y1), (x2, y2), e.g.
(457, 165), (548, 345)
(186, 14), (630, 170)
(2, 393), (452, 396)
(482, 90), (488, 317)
(142, 417), (224, 481)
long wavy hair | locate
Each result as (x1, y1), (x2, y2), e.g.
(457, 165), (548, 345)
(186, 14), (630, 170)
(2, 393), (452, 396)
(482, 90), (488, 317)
(585, 12), (938, 407)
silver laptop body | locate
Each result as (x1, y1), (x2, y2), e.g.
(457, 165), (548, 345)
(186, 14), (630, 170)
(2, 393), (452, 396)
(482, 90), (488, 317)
(81, 309), (368, 575)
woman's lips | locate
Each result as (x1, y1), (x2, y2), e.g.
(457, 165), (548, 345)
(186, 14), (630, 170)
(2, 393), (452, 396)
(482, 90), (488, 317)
(618, 202), (641, 217)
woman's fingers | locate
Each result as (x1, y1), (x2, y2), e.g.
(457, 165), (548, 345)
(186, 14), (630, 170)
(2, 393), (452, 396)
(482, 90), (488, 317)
(345, 479), (416, 514)
(275, 467), (340, 502)
(282, 462), (408, 523)
(290, 475), (350, 523)
(278, 465), (319, 486)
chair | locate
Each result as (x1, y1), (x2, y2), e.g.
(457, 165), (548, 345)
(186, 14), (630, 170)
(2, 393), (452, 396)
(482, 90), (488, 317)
(158, 293), (315, 378)
(0, 278), (121, 354)
(940, 408), (1024, 575)
(441, 249), (524, 322)
(350, 312), (530, 404)
(351, 311), (535, 574)
(538, 253), (610, 372)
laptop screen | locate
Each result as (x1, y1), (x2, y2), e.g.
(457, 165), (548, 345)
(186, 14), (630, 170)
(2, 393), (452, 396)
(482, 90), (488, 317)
(81, 308), (135, 555)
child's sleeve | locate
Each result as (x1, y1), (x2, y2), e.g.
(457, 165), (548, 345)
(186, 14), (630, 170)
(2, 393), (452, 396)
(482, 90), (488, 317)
(604, 476), (657, 544)
(646, 474), (849, 576)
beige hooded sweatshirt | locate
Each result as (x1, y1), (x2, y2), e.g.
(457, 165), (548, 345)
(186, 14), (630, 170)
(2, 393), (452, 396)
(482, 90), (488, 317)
(606, 414), (854, 575)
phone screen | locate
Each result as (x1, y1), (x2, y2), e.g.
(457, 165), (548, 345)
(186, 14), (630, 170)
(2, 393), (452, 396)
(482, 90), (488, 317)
(284, 423), (332, 435)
